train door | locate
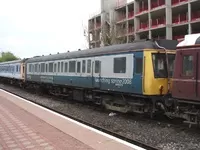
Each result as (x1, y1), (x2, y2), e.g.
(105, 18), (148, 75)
(93, 58), (101, 89)
(133, 52), (143, 94)
(178, 50), (197, 100)
(86, 59), (93, 88)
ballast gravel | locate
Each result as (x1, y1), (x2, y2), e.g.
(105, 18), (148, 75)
(1, 84), (200, 150)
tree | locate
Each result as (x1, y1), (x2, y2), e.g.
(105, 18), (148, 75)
(102, 22), (127, 46)
(0, 51), (19, 62)
(83, 20), (127, 48)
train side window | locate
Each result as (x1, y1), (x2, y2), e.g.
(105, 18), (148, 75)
(41, 63), (45, 73)
(38, 64), (41, 72)
(64, 62), (68, 72)
(82, 60), (86, 73)
(77, 61), (81, 73)
(35, 64), (37, 72)
(32, 65), (34, 73)
(54, 63), (57, 73)
(45, 64), (48, 72)
(87, 60), (91, 73)
(135, 58), (143, 74)
(58, 62), (60, 72)
(69, 61), (76, 73)
(95, 61), (101, 73)
(182, 55), (193, 76)
(114, 57), (126, 73)
(61, 62), (63, 72)
(49, 63), (53, 72)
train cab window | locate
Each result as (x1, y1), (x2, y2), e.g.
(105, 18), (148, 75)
(95, 60), (101, 73)
(152, 53), (167, 78)
(61, 62), (63, 72)
(182, 55), (193, 76)
(135, 58), (143, 74)
(87, 60), (91, 73)
(114, 57), (126, 73)
(69, 61), (76, 73)
(58, 62), (60, 72)
(64, 62), (68, 72)
(82, 60), (86, 73)
(77, 61), (81, 73)
(49, 63), (53, 72)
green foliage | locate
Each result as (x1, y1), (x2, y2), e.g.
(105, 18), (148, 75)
(0, 51), (19, 62)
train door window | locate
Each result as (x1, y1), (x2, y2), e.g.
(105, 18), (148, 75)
(182, 55), (193, 76)
(61, 62), (64, 72)
(87, 60), (91, 73)
(19, 65), (20, 72)
(135, 58), (143, 74)
(82, 60), (86, 73)
(64, 62), (68, 72)
(38, 64), (41, 73)
(77, 61), (81, 73)
(58, 62), (60, 72)
(69, 61), (76, 73)
(54, 63), (57, 73)
(32, 65), (35, 73)
(95, 60), (101, 73)
(49, 63), (53, 73)
(45, 64), (48, 72)
(22, 65), (24, 74)
(152, 53), (167, 78)
(114, 57), (126, 73)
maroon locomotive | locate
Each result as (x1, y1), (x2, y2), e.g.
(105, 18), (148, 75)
(165, 33), (200, 126)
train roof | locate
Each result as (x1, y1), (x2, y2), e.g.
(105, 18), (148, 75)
(177, 33), (200, 48)
(0, 59), (22, 65)
(26, 39), (178, 63)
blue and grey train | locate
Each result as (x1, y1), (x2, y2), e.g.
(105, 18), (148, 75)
(22, 40), (177, 114)
(0, 40), (178, 115)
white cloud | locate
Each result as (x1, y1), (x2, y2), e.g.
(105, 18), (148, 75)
(0, 0), (100, 58)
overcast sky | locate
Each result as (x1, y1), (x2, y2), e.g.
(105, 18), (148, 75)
(0, 0), (100, 59)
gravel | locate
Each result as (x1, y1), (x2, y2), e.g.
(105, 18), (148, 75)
(1, 84), (200, 150)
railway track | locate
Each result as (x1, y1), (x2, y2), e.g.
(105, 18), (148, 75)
(2, 83), (200, 150)
(2, 87), (158, 150)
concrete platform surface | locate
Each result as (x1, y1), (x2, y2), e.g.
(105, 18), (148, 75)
(0, 89), (145, 150)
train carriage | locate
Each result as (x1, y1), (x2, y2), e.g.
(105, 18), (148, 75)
(169, 33), (200, 125)
(0, 60), (26, 85)
(25, 39), (177, 114)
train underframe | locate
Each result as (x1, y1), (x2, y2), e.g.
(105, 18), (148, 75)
(1, 77), (200, 126)
(164, 97), (200, 127)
